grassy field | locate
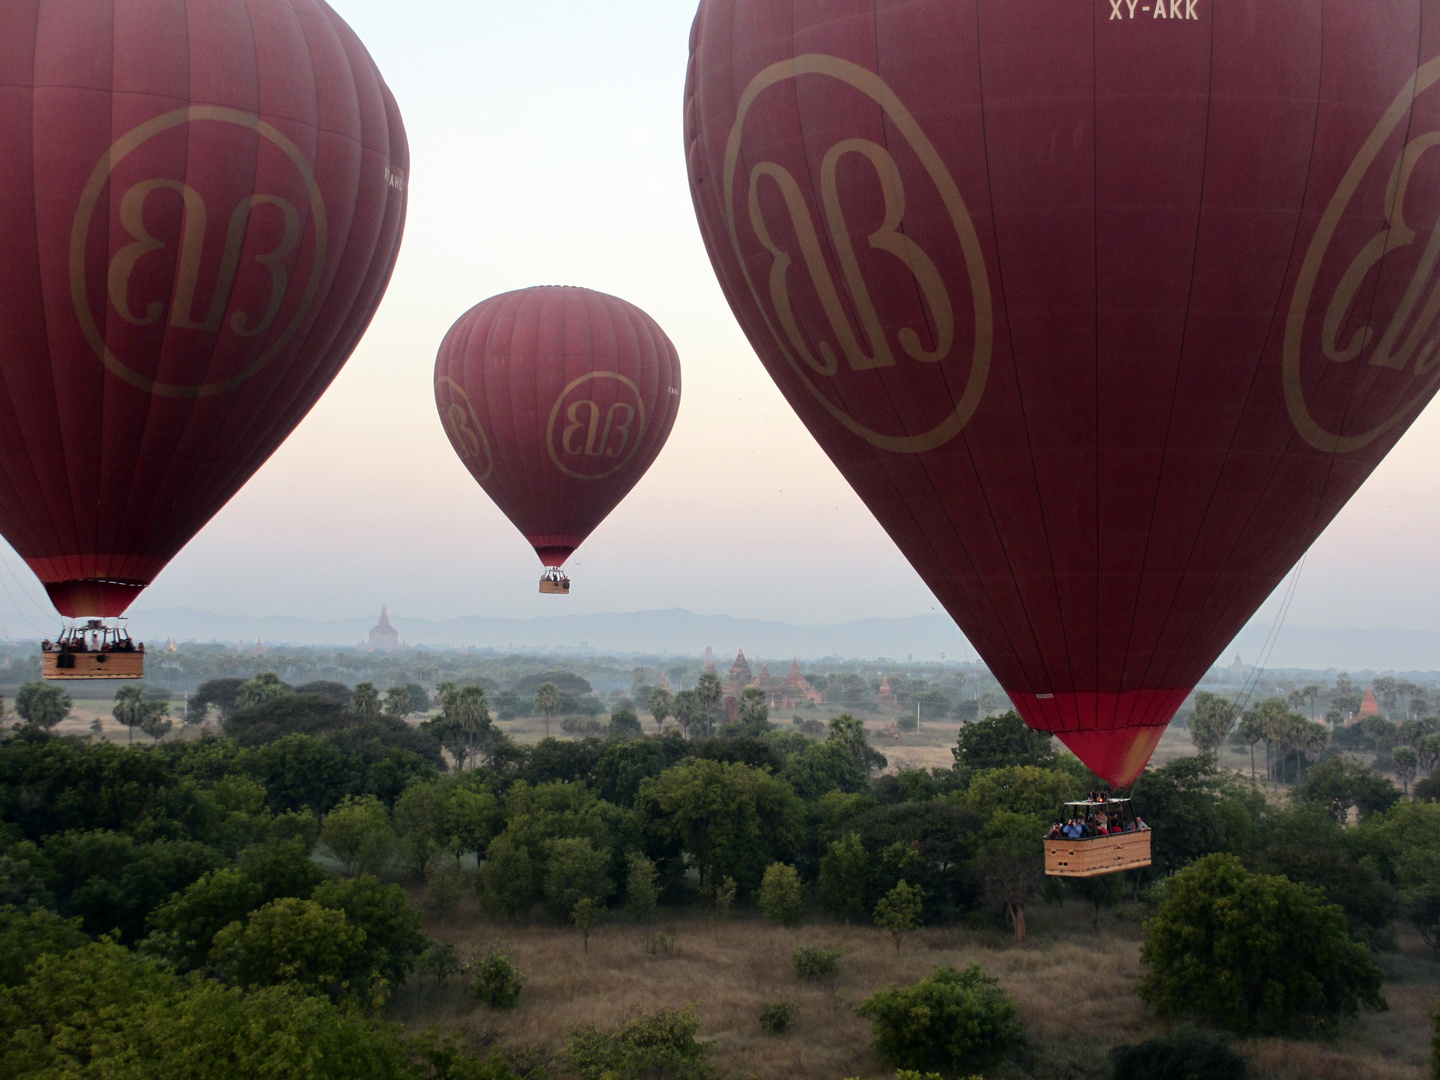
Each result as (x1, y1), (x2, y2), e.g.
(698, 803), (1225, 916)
(394, 897), (1437, 1080)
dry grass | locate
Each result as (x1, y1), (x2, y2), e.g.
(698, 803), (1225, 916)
(391, 898), (1439, 1080)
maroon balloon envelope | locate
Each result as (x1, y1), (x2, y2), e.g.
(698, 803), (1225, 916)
(434, 287), (682, 573)
(686, 0), (1440, 784)
(0, 0), (407, 618)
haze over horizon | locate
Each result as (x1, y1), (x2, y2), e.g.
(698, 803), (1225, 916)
(3, 0), (1439, 647)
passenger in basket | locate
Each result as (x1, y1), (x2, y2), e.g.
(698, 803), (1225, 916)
(1134, 815), (1150, 831)
(1047, 821), (1063, 839)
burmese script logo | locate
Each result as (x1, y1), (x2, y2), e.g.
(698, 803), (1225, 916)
(435, 376), (494, 481)
(546, 372), (648, 480)
(70, 106), (328, 399)
(723, 54), (992, 454)
(1286, 56), (1440, 453)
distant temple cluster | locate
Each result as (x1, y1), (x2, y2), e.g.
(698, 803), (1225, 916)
(358, 606), (402, 653)
(705, 647), (823, 722)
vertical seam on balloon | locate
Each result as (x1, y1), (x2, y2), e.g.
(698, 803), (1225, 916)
(20, 0), (64, 583)
(198, 3), (351, 540)
(92, 0), (124, 580)
(864, 2), (999, 680)
(1147, 5), (1330, 694)
(1167, 5), (1425, 692)
(1119, 0), (1216, 714)
(1091, 0), (1101, 724)
(969, 0), (1069, 707)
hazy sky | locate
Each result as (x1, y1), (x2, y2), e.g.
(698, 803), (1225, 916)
(2, 0), (1438, 638)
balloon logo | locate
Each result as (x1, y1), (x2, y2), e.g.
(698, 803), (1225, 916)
(547, 373), (648, 479)
(69, 107), (328, 398)
(720, 55), (992, 454)
(687, 0), (1440, 785)
(1286, 54), (1440, 454)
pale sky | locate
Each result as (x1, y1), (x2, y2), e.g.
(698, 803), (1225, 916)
(2, 0), (1438, 637)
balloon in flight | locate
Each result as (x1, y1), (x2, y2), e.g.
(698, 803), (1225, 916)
(685, 0), (1440, 783)
(0, 0), (408, 618)
(434, 286), (681, 587)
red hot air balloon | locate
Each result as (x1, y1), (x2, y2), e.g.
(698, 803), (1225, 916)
(0, 0), (407, 628)
(435, 287), (681, 593)
(687, 0), (1440, 785)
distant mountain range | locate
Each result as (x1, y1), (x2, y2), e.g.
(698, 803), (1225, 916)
(3, 605), (1439, 671)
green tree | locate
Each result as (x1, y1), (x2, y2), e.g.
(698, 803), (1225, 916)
(311, 873), (427, 988)
(854, 964), (1022, 1076)
(976, 811), (1044, 943)
(951, 710), (1055, 774)
(113, 684), (147, 743)
(148, 866), (265, 970)
(625, 851), (660, 922)
(572, 897), (602, 952)
(1188, 691), (1236, 757)
(1138, 854), (1386, 1035)
(1362, 800), (1440, 954)
(759, 862), (805, 926)
(637, 758), (805, 898)
(874, 880), (924, 951)
(608, 706), (643, 740)
(210, 897), (372, 1006)
(0, 908), (88, 988)
(1296, 757), (1401, 822)
(543, 837), (614, 919)
(963, 765), (1083, 822)
(15, 682), (70, 732)
(1235, 708), (1266, 781)
(1394, 745), (1420, 794)
(140, 700), (172, 743)
(672, 689), (703, 738)
(646, 686), (674, 734)
(352, 682), (382, 719)
(383, 685), (414, 720)
(476, 834), (538, 919)
(819, 832), (871, 922)
(828, 713), (888, 774)
(235, 672), (290, 710)
(695, 670), (723, 729)
(737, 686), (770, 734)
(320, 795), (397, 876)
(535, 681), (561, 737)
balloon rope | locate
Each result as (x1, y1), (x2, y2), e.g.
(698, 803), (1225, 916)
(0, 551), (52, 638)
(1229, 554), (1307, 719)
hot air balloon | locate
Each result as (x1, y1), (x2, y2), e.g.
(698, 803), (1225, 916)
(0, 0), (407, 679)
(686, 0), (1440, 786)
(435, 287), (681, 593)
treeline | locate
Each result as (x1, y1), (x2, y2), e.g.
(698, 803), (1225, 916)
(1, 681), (1437, 1076)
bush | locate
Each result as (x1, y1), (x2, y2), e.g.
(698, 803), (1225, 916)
(1138, 854), (1387, 1035)
(1109, 1029), (1248, 1080)
(759, 863), (804, 927)
(791, 945), (841, 980)
(470, 947), (523, 1008)
(855, 964), (1022, 1075)
(645, 932), (675, 956)
(567, 1007), (712, 1080)
(758, 997), (796, 1034)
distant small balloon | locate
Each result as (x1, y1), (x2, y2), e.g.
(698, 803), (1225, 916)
(435, 287), (681, 586)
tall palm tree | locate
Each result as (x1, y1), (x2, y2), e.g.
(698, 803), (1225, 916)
(646, 687), (674, 733)
(695, 671), (722, 731)
(535, 682), (561, 738)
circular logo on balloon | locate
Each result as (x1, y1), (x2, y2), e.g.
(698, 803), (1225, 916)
(69, 106), (328, 399)
(435, 376), (494, 481)
(1285, 56), (1440, 453)
(546, 372), (648, 480)
(722, 54), (992, 455)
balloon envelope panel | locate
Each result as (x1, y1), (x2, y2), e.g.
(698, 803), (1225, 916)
(434, 287), (682, 568)
(685, 0), (1440, 783)
(0, 0), (408, 617)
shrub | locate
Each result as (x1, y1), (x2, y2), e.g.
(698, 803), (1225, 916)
(646, 933), (675, 956)
(416, 940), (462, 992)
(567, 1007), (712, 1080)
(1138, 854), (1387, 1035)
(758, 997), (796, 1034)
(759, 863), (805, 927)
(1109, 1028), (1248, 1080)
(855, 964), (1022, 1075)
(470, 947), (523, 1008)
(791, 945), (841, 980)
(626, 852), (660, 922)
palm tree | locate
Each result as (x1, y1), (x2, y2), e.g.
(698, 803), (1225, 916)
(352, 682), (381, 718)
(646, 687), (674, 733)
(113, 686), (145, 745)
(1236, 709), (1265, 781)
(535, 682), (561, 738)
(671, 689), (701, 738)
(695, 670), (722, 730)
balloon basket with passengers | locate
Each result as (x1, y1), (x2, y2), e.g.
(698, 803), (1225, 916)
(1044, 797), (1151, 878)
(42, 620), (144, 681)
